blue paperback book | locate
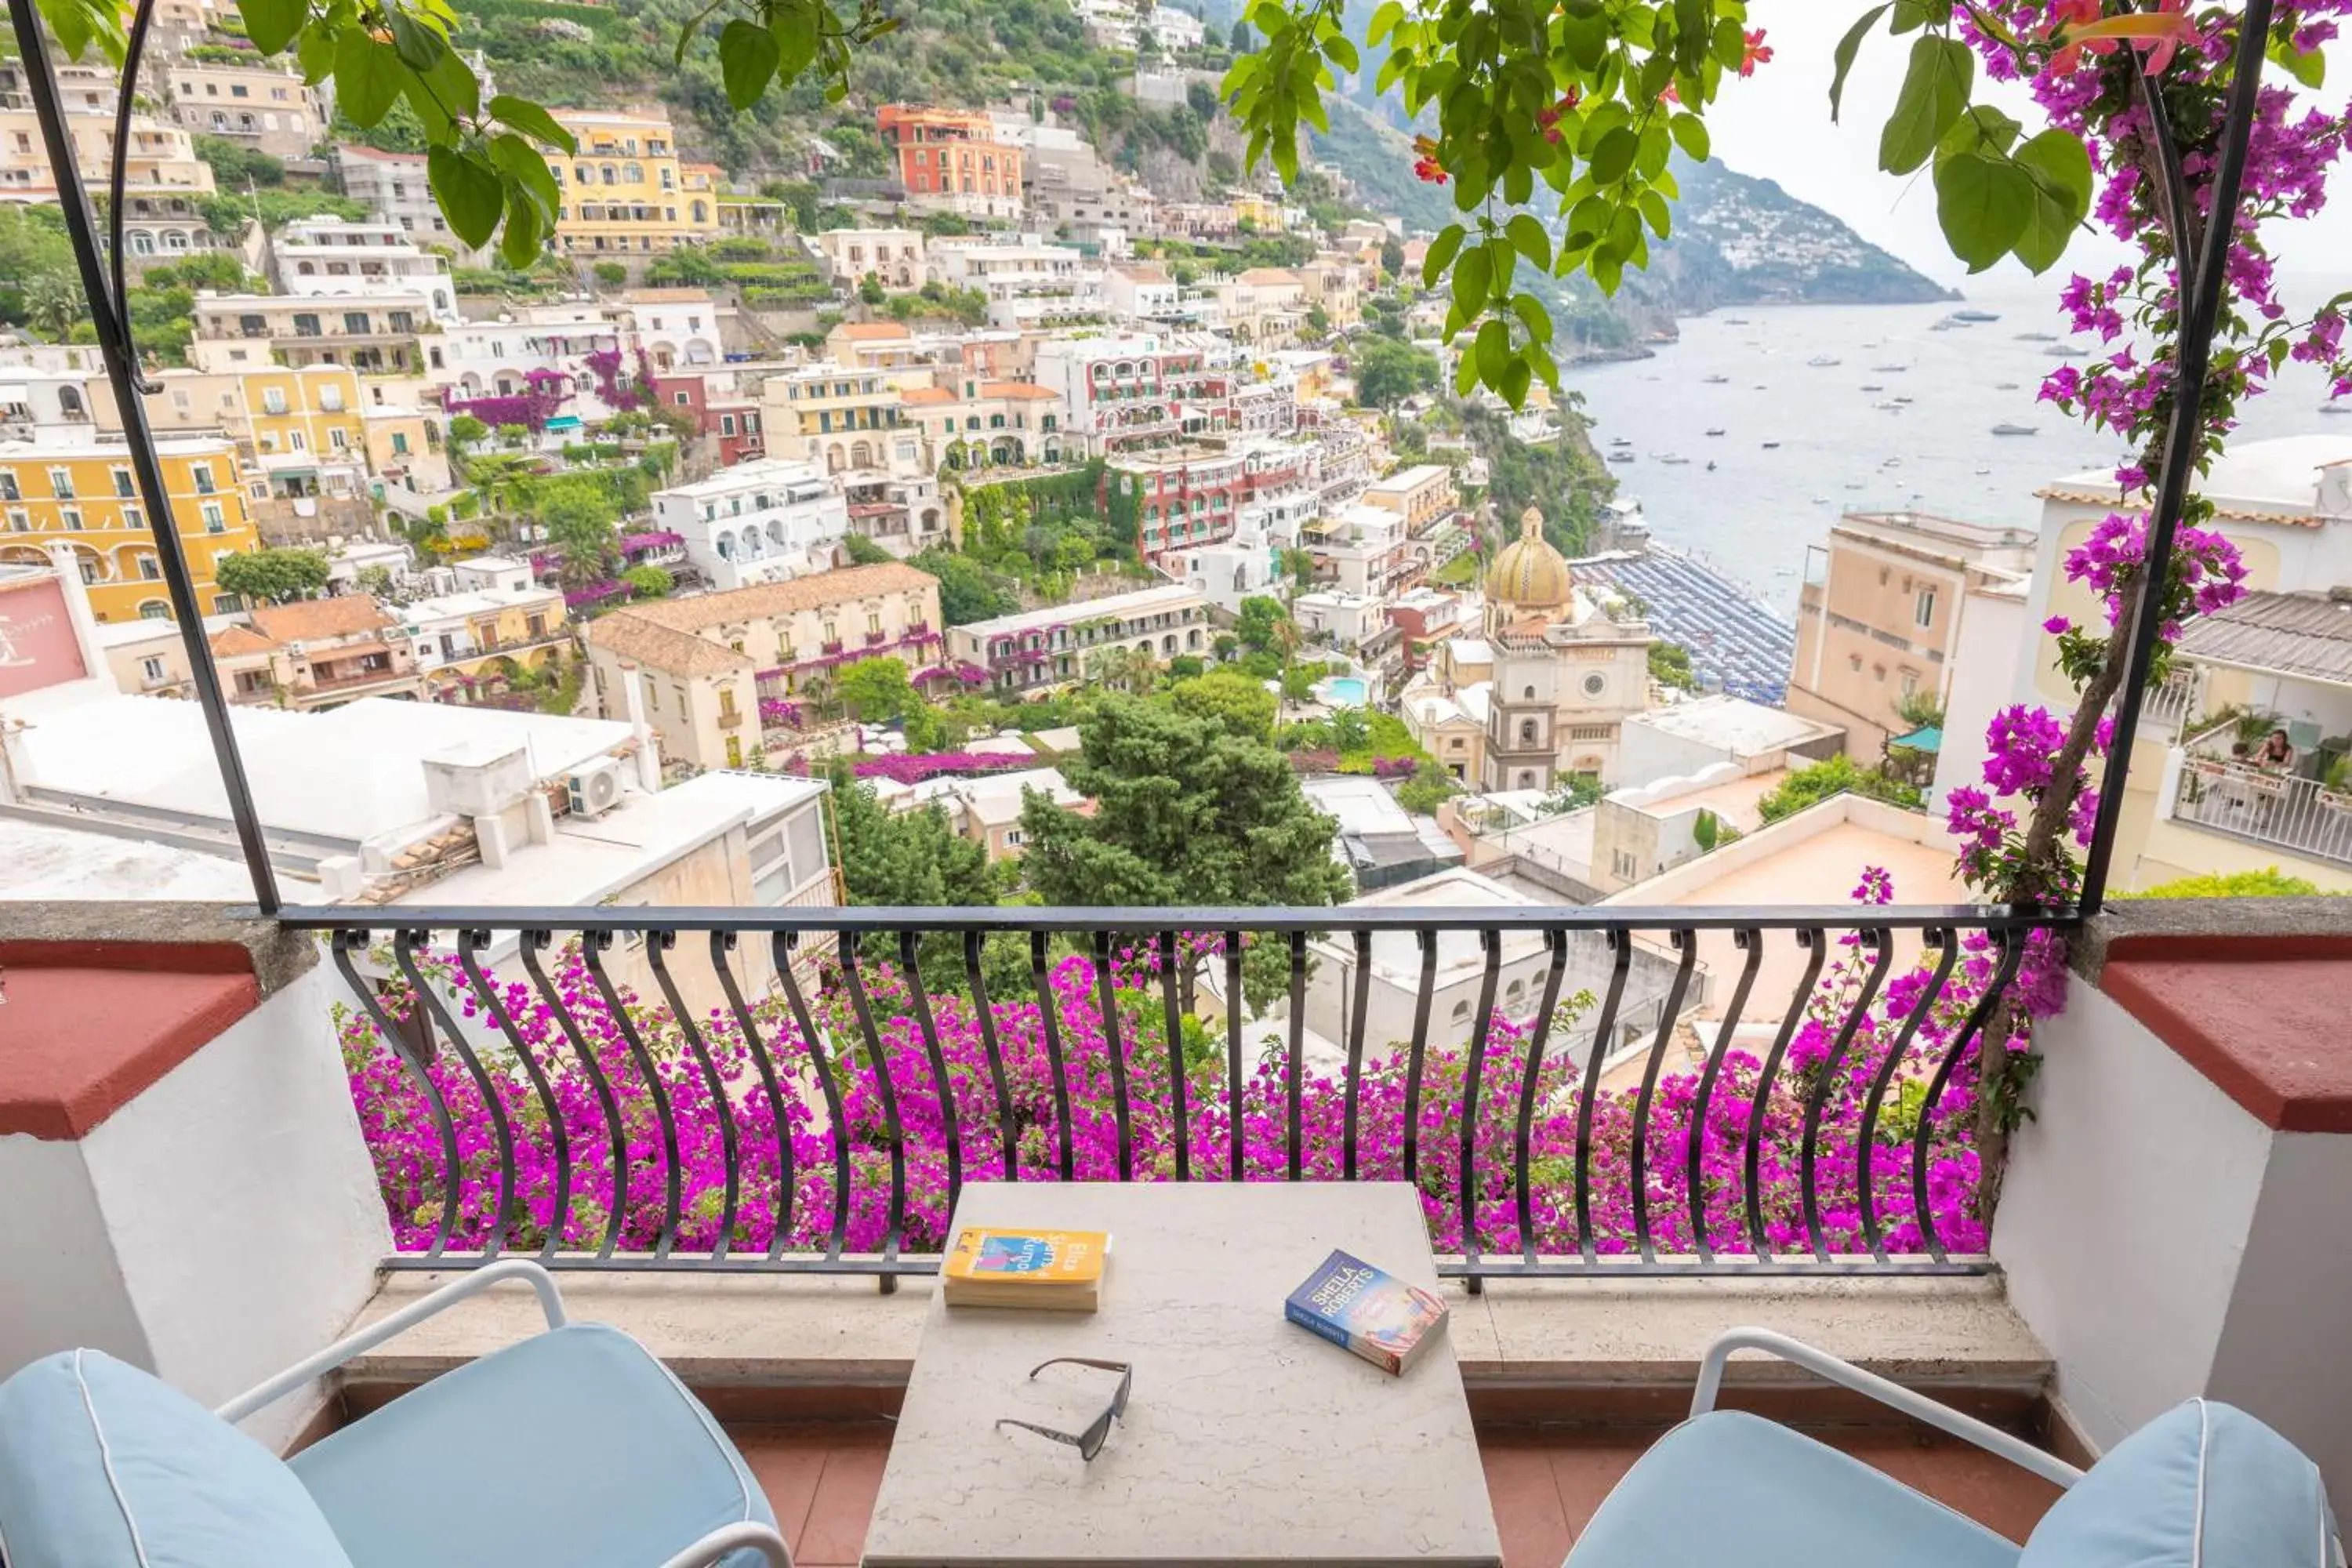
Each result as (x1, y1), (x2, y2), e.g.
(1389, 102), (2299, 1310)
(1283, 1248), (1449, 1376)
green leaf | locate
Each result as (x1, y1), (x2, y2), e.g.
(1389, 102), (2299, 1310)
(1590, 125), (1639, 185)
(1423, 224), (1465, 289)
(1939, 103), (2021, 158)
(1831, 3), (1892, 122)
(333, 27), (408, 129)
(1454, 349), (1480, 397)
(1668, 111), (1709, 163)
(1559, 8), (1607, 70)
(1499, 357), (1532, 410)
(1323, 33), (1358, 72)
(497, 183), (544, 268)
(1710, 16), (1744, 69)
(1367, 1), (1403, 46)
(2268, 36), (2325, 89)
(487, 132), (558, 218)
(1474, 318), (1509, 387)
(1879, 34), (1973, 175)
(418, 42), (478, 122)
(1506, 213), (1550, 270)
(427, 143), (506, 249)
(2010, 128), (2092, 273)
(1934, 150), (2033, 273)
(718, 18), (780, 110)
(295, 22), (336, 84)
(1511, 291), (1552, 344)
(490, 94), (578, 154)
(1451, 242), (1490, 317)
(386, 9), (448, 72)
(238, 0), (306, 55)
(1639, 189), (1672, 238)
(771, 0), (820, 81)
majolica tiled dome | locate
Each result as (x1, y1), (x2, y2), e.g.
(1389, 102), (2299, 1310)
(1484, 506), (1572, 612)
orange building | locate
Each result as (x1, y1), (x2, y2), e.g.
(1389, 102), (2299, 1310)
(876, 106), (1024, 219)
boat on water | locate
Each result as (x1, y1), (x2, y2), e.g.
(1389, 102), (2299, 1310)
(1844, 481), (1866, 490)
(1724, 317), (1751, 325)
(1955, 309), (2001, 323)
(1753, 383), (1768, 390)
(1893, 396), (1914, 405)
(1873, 401), (1904, 412)
(1812, 497), (1831, 506)
(1930, 320), (1957, 332)
(2048, 345), (2088, 358)
(1860, 383), (1885, 392)
(2321, 404), (2350, 416)
(1991, 422), (2038, 436)
(2016, 332), (2058, 341)
(1996, 381), (2020, 390)
(1871, 363), (1907, 372)
(1704, 427), (1726, 437)
(1703, 374), (1732, 384)
(1656, 453), (1691, 466)
(1608, 451), (1636, 463)
(1761, 440), (1781, 448)
(1807, 355), (1841, 367)
(1974, 466), (1994, 474)
(1705, 460), (1716, 471)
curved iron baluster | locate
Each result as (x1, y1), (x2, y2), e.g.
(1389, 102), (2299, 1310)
(773, 932), (850, 1261)
(964, 930), (1018, 1182)
(1092, 931), (1134, 1181)
(1686, 929), (1763, 1266)
(902, 931), (963, 1210)
(646, 931), (739, 1260)
(459, 929), (570, 1261)
(394, 928), (515, 1258)
(1915, 931), (2024, 1262)
(1285, 930), (1308, 1181)
(1030, 931), (1074, 1181)
(1515, 929), (1570, 1268)
(709, 931), (796, 1261)
(1159, 930), (1189, 1181)
(1401, 928), (1438, 1185)
(520, 931), (628, 1258)
(1628, 929), (1697, 1263)
(582, 931), (683, 1258)
(1743, 930), (1826, 1262)
(1800, 926), (1894, 1261)
(1857, 929), (1959, 1261)
(1223, 929), (1244, 1181)
(1342, 929), (1372, 1181)
(333, 928), (460, 1259)
(1457, 930), (1502, 1272)
(838, 932), (906, 1275)
(1572, 930), (1632, 1265)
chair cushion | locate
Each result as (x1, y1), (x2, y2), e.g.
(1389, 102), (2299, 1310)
(1566, 1410), (2023, 1568)
(289, 1322), (775, 1568)
(2020, 1399), (2331, 1568)
(0, 1348), (355, 1568)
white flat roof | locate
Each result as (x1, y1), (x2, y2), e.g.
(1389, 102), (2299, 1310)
(2, 684), (633, 847)
(1630, 694), (1840, 757)
(1301, 774), (1414, 837)
(655, 457), (827, 500)
(2055, 433), (2352, 513)
(0, 816), (259, 900)
(953, 583), (1203, 641)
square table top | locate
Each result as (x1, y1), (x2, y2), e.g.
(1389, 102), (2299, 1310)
(861, 1181), (1500, 1568)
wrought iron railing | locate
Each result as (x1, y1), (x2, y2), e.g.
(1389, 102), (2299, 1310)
(297, 904), (2045, 1287)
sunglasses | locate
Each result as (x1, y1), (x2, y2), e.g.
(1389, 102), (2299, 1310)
(993, 1357), (1132, 1461)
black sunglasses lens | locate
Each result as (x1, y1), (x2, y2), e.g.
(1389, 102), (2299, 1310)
(1080, 1412), (1111, 1461)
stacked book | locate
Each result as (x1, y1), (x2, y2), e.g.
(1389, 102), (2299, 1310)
(941, 1227), (1111, 1312)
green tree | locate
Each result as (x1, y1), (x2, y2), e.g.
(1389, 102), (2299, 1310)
(834, 656), (915, 724)
(1303, 303), (1331, 337)
(1756, 754), (1924, 824)
(592, 261), (627, 287)
(23, 272), (81, 341)
(829, 763), (1002, 971)
(909, 548), (1018, 626)
(1235, 595), (1288, 655)
(2125, 869), (2337, 898)
(214, 547), (330, 605)
(192, 134), (285, 188)
(1185, 81), (1218, 120)
(354, 564), (397, 601)
(1352, 336), (1440, 408)
(842, 534), (894, 565)
(448, 415), (489, 450)
(541, 488), (619, 588)
(1396, 759), (1463, 816)
(858, 271), (886, 306)
(1379, 236), (1406, 281)
(1329, 706), (1370, 754)
(621, 564), (673, 598)
(1649, 641), (1698, 692)
(1168, 670), (1276, 740)
(1212, 633), (1239, 662)
(1021, 695), (1350, 914)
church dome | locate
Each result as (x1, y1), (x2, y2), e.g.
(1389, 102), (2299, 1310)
(1484, 506), (1572, 611)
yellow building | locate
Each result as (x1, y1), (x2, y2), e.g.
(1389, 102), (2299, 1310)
(550, 110), (723, 256)
(0, 431), (258, 622)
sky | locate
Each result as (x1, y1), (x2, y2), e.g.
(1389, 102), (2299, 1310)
(1705, 2), (2352, 289)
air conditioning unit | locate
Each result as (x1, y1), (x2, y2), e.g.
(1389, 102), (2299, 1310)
(565, 757), (626, 820)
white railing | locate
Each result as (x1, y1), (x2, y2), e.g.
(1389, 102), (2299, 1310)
(2171, 756), (2352, 868)
(2141, 667), (2205, 734)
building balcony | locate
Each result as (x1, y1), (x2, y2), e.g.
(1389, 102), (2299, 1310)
(6, 900), (2350, 1563)
(2163, 752), (2352, 871)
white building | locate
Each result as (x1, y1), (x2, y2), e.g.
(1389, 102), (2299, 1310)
(394, 583), (569, 676)
(1149, 4), (1206, 48)
(927, 237), (1105, 329)
(813, 227), (927, 290)
(1617, 695), (1846, 793)
(270, 216), (459, 321)
(1181, 524), (1283, 615)
(332, 144), (493, 265)
(1294, 589), (1384, 654)
(653, 458), (848, 591)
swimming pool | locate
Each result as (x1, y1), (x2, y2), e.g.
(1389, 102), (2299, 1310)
(1318, 676), (1370, 706)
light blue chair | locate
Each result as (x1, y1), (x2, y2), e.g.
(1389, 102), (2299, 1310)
(1566, 1327), (2339, 1568)
(0, 1259), (790, 1568)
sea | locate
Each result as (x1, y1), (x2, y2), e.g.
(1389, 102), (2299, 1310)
(1562, 280), (2352, 622)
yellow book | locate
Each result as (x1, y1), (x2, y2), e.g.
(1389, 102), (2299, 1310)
(942, 1227), (1110, 1311)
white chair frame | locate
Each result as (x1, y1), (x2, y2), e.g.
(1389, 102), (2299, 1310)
(216, 1258), (793, 1568)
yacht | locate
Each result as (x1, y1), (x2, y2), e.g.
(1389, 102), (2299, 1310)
(2016, 332), (2059, 342)
(1761, 440), (1781, 449)
(1873, 401), (1904, 412)
(2321, 403), (2350, 416)
(1860, 383), (1885, 392)
(1871, 363), (1908, 373)
(1974, 466), (1994, 474)
(1991, 422), (2038, 436)
(1703, 374), (1732, 384)
(1704, 426), (1726, 437)
(1893, 396), (1914, 405)
(1806, 355), (1841, 367)
(1996, 381), (2020, 390)
(1955, 309), (2002, 323)
(1608, 450), (1636, 463)
(1656, 452), (1691, 466)
(2049, 344), (2089, 358)
(1724, 317), (1751, 325)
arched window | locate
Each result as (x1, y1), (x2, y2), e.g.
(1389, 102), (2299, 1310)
(691, 201), (708, 223)
(1451, 1000), (1472, 1022)
(601, 164), (618, 184)
(139, 599), (170, 619)
(163, 230), (189, 250)
(1519, 719), (1538, 745)
(57, 386), (83, 418)
(1523, 685), (1535, 699)
(296, 260), (316, 275)
(127, 230), (154, 255)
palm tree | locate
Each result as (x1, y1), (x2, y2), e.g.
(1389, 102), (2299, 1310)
(1270, 614), (1302, 737)
(25, 272), (81, 343)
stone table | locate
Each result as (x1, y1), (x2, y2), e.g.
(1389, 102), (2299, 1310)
(862, 1181), (1500, 1567)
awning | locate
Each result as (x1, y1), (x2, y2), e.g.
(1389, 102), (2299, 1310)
(1889, 724), (1943, 753)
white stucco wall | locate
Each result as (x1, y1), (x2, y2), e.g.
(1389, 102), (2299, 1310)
(0, 965), (390, 1451)
(1994, 981), (2271, 1450)
(1928, 585), (2026, 813)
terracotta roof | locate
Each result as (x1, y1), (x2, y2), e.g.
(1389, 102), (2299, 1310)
(584, 612), (754, 678)
(621, 288), (717, 303)
(209, 624), (278, 656)
(2034, 483), (2328, 528)
(624, 562), (938, 633)
(1237, 267), (1303, 286)
(836, 322), (913, 341)
(984, 381), (1058, 400)
(900, 387), (957, 406)
(250, 596), (394, 644)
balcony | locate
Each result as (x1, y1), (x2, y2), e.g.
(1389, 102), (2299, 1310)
(2166, 754), (2352, 869)
(8, 899), (2351, 1564)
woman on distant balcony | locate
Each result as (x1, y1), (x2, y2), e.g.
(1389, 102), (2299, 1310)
(2256, 728), (2296, 773)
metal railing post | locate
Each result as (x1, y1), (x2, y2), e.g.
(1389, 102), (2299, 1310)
(5, 0), (281, 913)
(2078, 2), (2274, 914)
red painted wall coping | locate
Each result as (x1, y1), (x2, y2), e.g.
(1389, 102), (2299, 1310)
(2100, 933), (2352, 1134)
(0, 942), (263, 1142)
